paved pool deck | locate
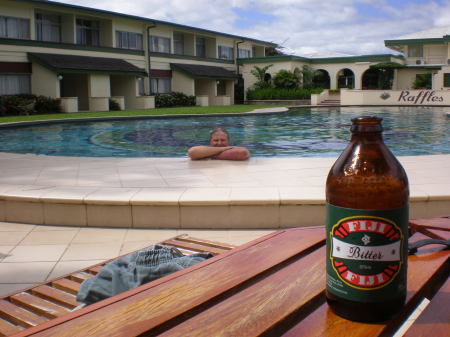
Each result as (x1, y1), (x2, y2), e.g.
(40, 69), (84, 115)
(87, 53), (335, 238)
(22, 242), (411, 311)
(0, 151), (449, 296)
(0, 152), (449, 229)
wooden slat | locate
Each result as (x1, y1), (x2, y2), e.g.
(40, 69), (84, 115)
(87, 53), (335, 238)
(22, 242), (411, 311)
(409, 216), (450, 240)
(10, 293), (70, 319)
(173, 248), (200, 256)
(160, 238), (226, 255)
(0, 318), (22, 337)
(404, 275), (450, 336)
(0, 300), (47, 328)
(0, 234), (240, 336)
(23, 228), (323, 337)
(159, 247), (326, 337)
(69, 272), (93, 283)
(31, 286), (79, 309)
(281, 232), (450, 337)
(409, 216), (450, 231)
(51, 279), (80, 295)
(171, 235), (236, 250)
(86, 265), (103, 275)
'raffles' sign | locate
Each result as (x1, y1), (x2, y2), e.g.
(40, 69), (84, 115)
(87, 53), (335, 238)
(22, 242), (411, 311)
(398, 90), (444, 104)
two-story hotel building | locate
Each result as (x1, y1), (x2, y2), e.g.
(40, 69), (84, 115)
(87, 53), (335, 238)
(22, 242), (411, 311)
(0, 0), (275, 112)
(2, 0), (450, 111)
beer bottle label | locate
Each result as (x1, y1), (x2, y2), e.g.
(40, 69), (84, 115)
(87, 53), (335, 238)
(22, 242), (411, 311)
(326, 203), (408, 303)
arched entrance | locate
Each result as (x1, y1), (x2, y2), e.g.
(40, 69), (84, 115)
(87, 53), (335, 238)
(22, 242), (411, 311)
(362, 68), (379, 89)
(313, 69), (330, 89)
(337, 68), (354, 89)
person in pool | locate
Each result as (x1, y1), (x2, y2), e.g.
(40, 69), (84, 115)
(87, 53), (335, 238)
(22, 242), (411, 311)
(187, 128), (250, 161)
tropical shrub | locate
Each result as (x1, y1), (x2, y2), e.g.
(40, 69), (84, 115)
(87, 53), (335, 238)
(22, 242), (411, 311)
(155, 92), (196, 108)
(34, 96), (62, 114)
(0, 94), (61, 116)
(301, 65), (315, 89)
(246, 87), (323, 100)
(412, 74), (432, 89)
(109, 98), (121, 111)
(369, 62), (405, 90)
(250, 64), (273, 89)
(272, 70), (301, 89)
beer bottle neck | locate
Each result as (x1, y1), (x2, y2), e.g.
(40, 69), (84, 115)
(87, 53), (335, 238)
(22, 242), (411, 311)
(350, 116), (383, 141)
(350, 130), (383, 141)
(350, 124), (382, 133)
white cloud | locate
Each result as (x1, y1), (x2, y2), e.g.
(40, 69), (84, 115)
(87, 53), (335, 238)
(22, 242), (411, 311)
(58, 0), (448, 56)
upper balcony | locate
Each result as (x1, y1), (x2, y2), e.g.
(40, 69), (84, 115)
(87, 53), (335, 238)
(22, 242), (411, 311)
(149, 30), (266, 64)
(0, 4), (268, 63)
(385, 37), (450, 67)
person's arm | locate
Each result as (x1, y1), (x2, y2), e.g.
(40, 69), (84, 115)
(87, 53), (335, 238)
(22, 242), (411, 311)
(212, 146), (250, 161)
(187, 146), (233, 160)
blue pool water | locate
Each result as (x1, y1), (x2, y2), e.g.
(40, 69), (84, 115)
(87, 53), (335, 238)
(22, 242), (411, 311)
(0, 106), (449, 157)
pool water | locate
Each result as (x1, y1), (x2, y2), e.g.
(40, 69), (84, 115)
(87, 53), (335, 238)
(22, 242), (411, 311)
(0, 106), (449, 157)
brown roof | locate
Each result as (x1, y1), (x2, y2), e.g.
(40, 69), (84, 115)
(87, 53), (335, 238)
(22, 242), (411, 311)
(28, 53), (147, 76)
(170, 63), (238, 79)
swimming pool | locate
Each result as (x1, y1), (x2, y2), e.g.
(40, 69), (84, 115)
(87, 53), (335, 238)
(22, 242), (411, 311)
(0, 106), (449, 157)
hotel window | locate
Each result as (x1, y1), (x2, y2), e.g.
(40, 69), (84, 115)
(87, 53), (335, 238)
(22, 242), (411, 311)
(238, 48), (251, 58)
(76, 19), (99, 46)
(218, 45), (234, 60)
(151, 78), (171, 94)
(116, 31), (143, 50)
(150, 36), (171, 53)
(217, 80), (227, 95)
(196, 37), (206, 57)
(137, 77), (145, 95)
(0, 74), (31, 95)
(443, 73), (450, 87)
(173, 33), (184, 55)
(408, 45), (423, 58)
(35, 13), (61, 42)
(0, 16), (30, 39)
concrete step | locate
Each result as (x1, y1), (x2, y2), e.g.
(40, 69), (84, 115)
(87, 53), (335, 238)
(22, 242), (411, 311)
(318, 99), (341, 105)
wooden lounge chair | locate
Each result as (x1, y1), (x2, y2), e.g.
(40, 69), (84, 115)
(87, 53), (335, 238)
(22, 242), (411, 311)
(0, 234), (235, 337)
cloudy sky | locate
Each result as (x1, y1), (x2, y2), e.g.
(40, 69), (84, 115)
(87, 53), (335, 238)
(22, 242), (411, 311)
(59, 0), (450, 56)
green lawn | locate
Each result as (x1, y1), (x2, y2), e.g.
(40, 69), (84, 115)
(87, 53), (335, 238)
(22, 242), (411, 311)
(0, 105), (286, 124)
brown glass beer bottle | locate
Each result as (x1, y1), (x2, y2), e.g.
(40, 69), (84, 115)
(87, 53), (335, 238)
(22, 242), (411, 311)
(325, 116), (409, 322)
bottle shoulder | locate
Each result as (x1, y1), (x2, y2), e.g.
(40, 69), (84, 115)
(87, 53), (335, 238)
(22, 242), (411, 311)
(330, 143), (407, 178)
(326, 143), (409, 209)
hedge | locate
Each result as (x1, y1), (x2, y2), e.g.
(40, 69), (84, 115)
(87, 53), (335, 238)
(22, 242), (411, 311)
(0, 94), (62, 116)
(155, 92), (196, 108)
(246, 88), (323, 100)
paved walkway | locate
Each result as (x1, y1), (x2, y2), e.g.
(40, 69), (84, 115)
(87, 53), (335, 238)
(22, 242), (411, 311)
(0, 221), (274, 296)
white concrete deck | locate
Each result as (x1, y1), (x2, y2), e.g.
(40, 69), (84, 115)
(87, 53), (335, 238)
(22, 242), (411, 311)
(0, 152), (449, 229)
(0, 152), (449, 296)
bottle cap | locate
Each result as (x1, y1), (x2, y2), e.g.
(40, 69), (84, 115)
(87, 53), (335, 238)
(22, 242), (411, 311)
(351, 115), (383, 133)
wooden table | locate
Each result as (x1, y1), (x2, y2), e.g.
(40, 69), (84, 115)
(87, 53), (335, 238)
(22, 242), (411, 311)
(13, 217), (450, 337)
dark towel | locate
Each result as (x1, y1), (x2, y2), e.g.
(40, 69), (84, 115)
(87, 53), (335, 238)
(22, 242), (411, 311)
(76, 245), (212, 305)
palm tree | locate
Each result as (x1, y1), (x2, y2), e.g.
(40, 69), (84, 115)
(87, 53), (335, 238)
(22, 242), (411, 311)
(301, 65), (315, 89)
(250, 64), (273, 88)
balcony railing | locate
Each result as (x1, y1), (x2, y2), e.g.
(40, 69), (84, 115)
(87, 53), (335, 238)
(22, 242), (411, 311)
(0, 37), (144, 56)
(149, 51), (234, 64)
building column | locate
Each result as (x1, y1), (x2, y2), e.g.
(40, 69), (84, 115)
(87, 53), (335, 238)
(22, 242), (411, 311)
(354, 71), (363, 90)
(329, 70), (338, 90)
(88, 74), (111, 111)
